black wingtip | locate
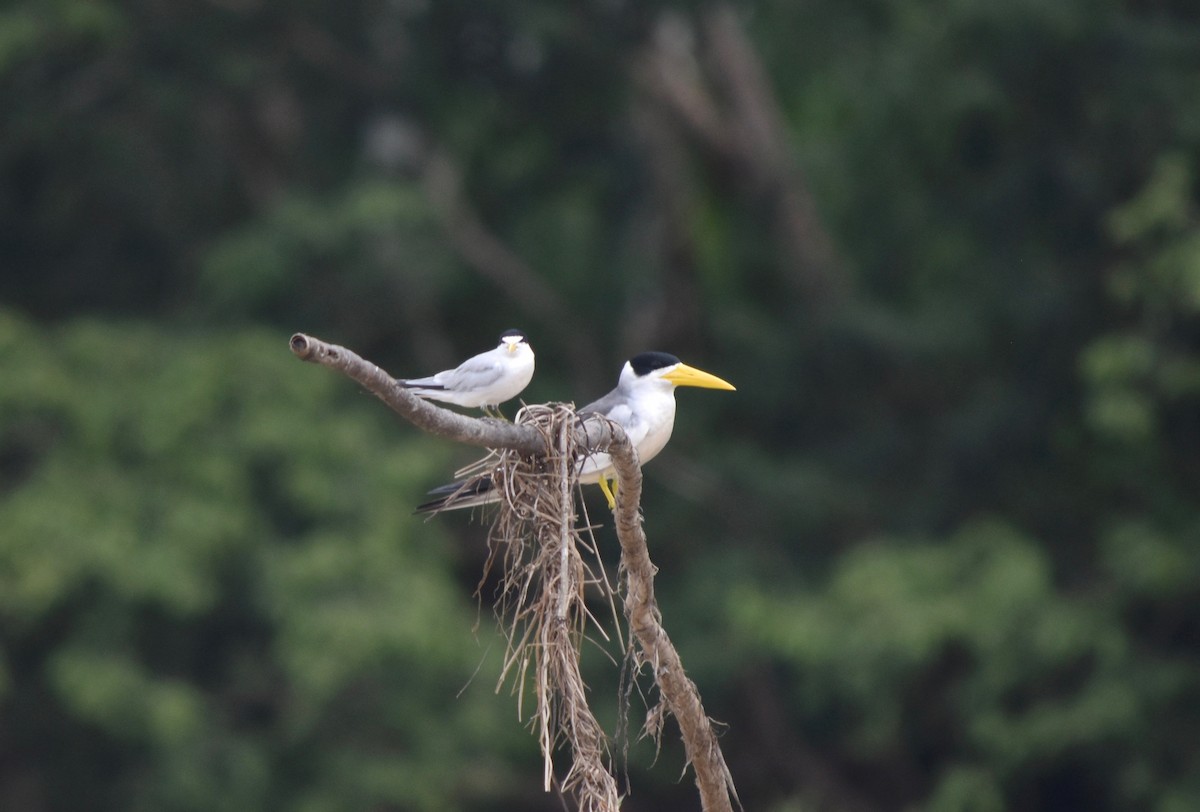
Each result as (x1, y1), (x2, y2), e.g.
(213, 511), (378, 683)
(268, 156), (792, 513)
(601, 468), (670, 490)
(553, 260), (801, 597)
(413, 477), (497, 514)
(397, 380), (446, 391)
(413, 497), (448, 515)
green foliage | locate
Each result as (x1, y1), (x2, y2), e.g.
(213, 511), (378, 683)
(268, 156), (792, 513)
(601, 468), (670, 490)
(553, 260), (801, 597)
(729, 519), (1195, 810)
(0, 310), (527, 811)
(1080, 154), (1200, 445)
(199, 179), (461, 343)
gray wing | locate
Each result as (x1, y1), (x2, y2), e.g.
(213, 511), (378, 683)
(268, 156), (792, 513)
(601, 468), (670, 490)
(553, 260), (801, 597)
(576, 388), (648, 480)
(441, 356), (506, 393)
(578, 388), (625, 418)
(580, 388), (645, 438)
(401, 346), (505, 392)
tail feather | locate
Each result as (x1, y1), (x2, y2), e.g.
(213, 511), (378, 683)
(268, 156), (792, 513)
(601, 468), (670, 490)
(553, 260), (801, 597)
(414, 476), (499, 514)
(398, 377), (446, 390)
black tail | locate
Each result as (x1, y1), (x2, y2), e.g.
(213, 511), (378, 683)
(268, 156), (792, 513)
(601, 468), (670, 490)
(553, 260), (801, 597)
(414, 476), (498, 514)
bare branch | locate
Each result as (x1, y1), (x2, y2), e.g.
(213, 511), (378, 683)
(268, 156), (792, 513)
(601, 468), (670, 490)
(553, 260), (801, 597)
(291, 332), (634, 459)
(291, 332), (738, 812)
(289, 333), (545, 454)
(603, 431), (740, 812)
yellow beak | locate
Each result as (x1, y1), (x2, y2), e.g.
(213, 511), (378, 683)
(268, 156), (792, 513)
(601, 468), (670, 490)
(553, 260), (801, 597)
(662, 363), (736, 391)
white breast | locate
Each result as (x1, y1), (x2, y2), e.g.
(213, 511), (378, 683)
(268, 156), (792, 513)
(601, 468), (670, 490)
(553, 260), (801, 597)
(577, 389), (676, 483)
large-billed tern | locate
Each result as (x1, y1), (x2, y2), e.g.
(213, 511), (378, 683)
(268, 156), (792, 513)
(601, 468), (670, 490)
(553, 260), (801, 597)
(397, 329), (534, 416)
(416, 351), (735, 512)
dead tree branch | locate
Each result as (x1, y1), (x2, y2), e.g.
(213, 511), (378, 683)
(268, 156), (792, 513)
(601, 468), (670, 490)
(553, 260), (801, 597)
(604, 430), (739, 812)
(290, 332), (738, 812)
(289, 333), (544, 454)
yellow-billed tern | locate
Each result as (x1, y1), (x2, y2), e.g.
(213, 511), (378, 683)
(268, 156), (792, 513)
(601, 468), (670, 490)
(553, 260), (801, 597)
(398, 329), (534, 416)
(416, 351), (734, 512)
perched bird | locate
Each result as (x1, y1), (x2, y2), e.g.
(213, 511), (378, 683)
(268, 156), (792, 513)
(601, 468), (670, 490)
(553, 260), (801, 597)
(416, 351), (735, 512)
(397, 329), (534, 416)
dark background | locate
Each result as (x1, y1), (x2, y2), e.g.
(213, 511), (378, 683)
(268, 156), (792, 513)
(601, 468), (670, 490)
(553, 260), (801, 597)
(2, 1), (1199, 810)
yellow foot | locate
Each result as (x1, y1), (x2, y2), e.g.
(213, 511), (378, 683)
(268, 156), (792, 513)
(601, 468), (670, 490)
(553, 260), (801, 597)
(598, 477), (618, 510)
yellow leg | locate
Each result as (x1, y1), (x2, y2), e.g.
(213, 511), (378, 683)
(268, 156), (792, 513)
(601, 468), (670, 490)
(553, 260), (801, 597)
(486, 405), (511, 421)
(598, 477), (616, 510)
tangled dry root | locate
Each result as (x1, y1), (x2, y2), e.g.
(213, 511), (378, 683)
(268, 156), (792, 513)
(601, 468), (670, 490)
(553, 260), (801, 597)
(483, 403), (623, 810)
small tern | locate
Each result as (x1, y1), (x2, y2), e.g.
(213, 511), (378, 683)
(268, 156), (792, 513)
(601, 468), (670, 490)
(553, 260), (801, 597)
(397, 329), (534, 416)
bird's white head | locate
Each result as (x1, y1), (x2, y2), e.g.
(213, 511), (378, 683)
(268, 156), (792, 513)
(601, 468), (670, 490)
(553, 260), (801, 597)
(624, 351), (736, 392)
(498, 329), (530, 356)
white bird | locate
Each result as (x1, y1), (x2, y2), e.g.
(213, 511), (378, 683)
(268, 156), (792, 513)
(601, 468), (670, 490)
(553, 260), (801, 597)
(416, 351), (735, 512)
(398, 329), (534, 416)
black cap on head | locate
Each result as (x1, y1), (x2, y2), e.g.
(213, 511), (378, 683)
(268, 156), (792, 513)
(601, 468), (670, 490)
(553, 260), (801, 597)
(499, 329), (527, 343)
(629, 351), (681, 377)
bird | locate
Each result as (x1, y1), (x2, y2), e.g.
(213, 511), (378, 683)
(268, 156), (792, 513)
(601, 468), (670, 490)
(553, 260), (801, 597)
(397, 329), (534, 417)
(416, 351), (735, 513)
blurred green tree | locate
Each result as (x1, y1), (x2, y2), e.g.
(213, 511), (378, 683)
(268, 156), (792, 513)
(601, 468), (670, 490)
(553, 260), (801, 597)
(0, 311), (546, 811)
